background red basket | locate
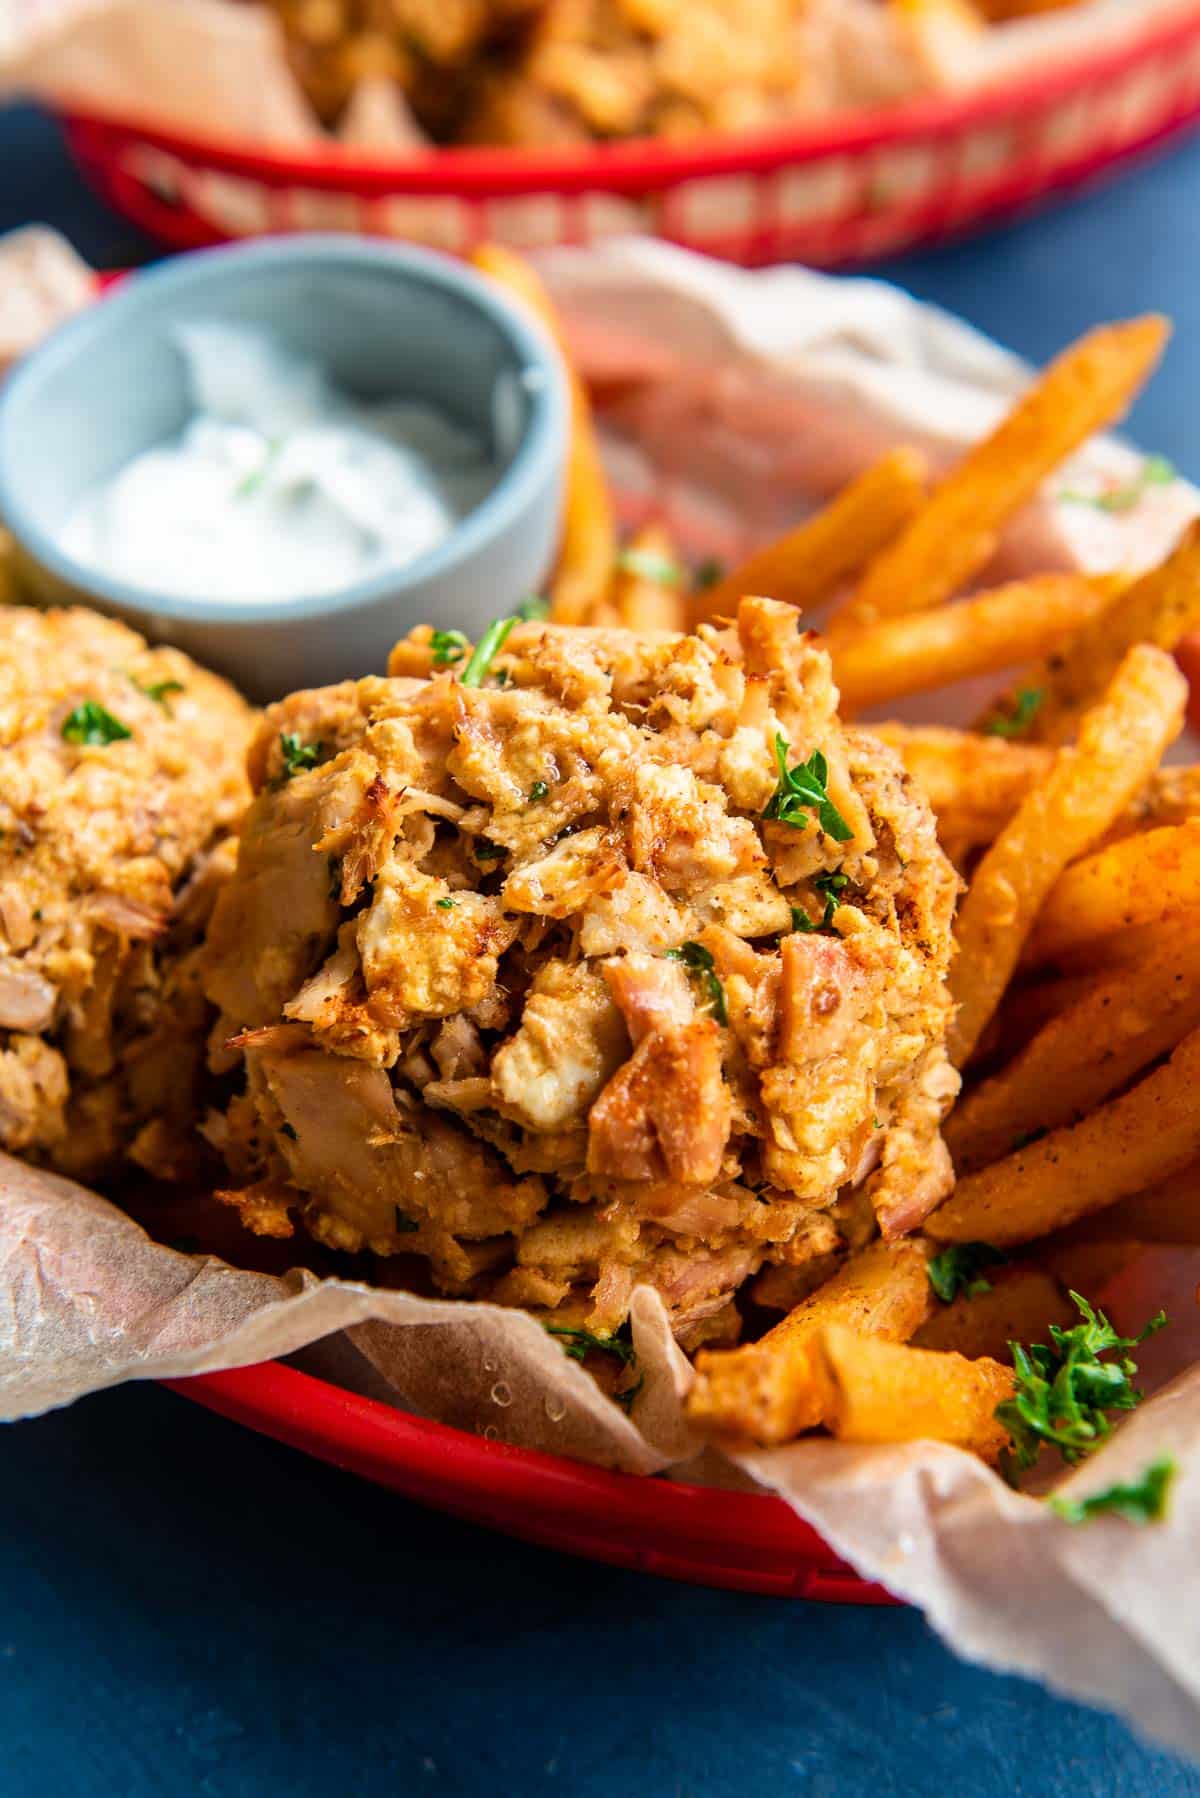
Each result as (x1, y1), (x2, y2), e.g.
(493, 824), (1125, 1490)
(58, 2), (1200, 266)
(166, 1361), (895, 1600)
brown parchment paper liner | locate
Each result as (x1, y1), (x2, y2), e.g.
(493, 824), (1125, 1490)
(3, 232), (1200, 1751)
(1, 0), (1196, 151)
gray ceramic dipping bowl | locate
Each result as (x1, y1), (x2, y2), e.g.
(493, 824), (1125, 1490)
(0, 236), (568, 700)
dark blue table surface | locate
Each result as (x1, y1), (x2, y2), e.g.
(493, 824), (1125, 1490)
(4, 101), (1200, 1798)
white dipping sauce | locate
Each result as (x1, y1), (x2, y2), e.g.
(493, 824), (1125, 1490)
(62, 321), (498, 602)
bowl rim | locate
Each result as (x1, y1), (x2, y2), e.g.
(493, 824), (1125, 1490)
(0, 234), (568, 626)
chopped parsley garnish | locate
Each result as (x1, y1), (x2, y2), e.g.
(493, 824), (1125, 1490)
(61, 701), (132, 746)
(393, 1208), (420, 1234)
(234, 437), (283, 499)
(546, 1324), (636, 1366)
(131, 676), (185, 710)
(763, 736), (852, 842)
(618, 547), (684, 587)
(985, 687), (1044, 739)
(430, 628), (468, 667)
(791, 869), (850, 934)
(460, 615), (519, 687)
(665, 940), (728, 1025)
(1059, 455), (1175, 514)
(694, 556), (726, 590)
(528, 780), (549, 803)
(474, 840), (504, 860)
(927, 1241), (1008, 1304)
(435, 896), (455, 910)
(996, 1291), (1168, 1485)
(457, 597), (548, 688)
(1049, 1455), (1176, 1525)
(278, 732), (323, 779)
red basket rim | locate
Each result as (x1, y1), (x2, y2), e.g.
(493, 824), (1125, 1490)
(163, 1360), (893, 1598)
(57, 0), (1200, 194)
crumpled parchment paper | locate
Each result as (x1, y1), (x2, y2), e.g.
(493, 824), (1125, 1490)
(3, 231), (1200, 1758)
(0, 0), (1194, 150)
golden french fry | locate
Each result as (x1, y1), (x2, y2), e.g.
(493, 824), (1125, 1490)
(989, 520), (1200, 746)
(1027, 818), (1200, 967)
(611, 521), (688, 632)
(695, 449), (927, 623)
(947, 644), (1185, 1065)
(686, 1237), (933, 1445)
(929, 1023), (1200, 1246)
(814, 1326), (1015, 1463)
(836, 317), (1168, 628)
(471, 243), (616, 625)
(946, 932), (1200, 1173)
(1050, 1162), (1200, 1246)
(912, 1269), (1076, 1361)
(873, 723), (1054, 855)
(1092, 762), (1200, 852)
(830, 575), (1111, 714)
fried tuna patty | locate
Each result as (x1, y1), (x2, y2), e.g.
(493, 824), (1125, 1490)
(0, 606), (255, 1181)
(204, 598), (957, 1343)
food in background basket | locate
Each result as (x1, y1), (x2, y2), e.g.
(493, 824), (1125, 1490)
(0, 602), (255, 1183)
(261, 0), (1089, 144)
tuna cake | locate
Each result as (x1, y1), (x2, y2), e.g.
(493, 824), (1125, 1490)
(0, 605), (255, 1183)
(203, 597), (958, 1346)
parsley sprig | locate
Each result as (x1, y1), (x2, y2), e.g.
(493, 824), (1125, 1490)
(996, 1291), (1168, 1485)
(985, 687), (1044, 739)
(61, 700), (132, 746)
(131, 675), (185, 710)
(927, 1242), (1008, 1304)
(459, 596), (549, 688)
(763, 736), (852, 842)
(431, 628), (468, 667)
(278, 732), (323, 780)
(1050, 1455), (1176, 1526)
(791, 869), (850, 934)
(546, 1324), (636, 1366)
(665, 940), (728, 1025)
(617, 546), (684, 587)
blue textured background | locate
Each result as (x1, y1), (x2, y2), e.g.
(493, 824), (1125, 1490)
(4, 101), (1200, 1797)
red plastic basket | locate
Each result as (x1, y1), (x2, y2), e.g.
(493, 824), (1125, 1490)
(166, 1361), (894, 1599)
(58, 1), (1200, 266)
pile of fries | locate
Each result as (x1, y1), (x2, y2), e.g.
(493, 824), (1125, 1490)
(477, 244), (1200, 1475)
(265, 0), (1086, 144)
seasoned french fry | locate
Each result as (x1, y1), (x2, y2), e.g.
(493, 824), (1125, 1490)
(686, 1237), (933, 1445)
(611, 521), (688, 632)
(928, 1023), (1200, 1246)
(873, 723), (1054, 857)
(912, 1269), (1076, 1361)
(694, 449), (927, 623)
(948, 644), (1185, 1065)
(945, 932), (1200, 1172)
(830, 575), (1112, 714)
(813, 1326), (1015, 1463)
(1049, 1161), (1200, 1246)
(835, 317), (1168, 628)
(1027, 818), (1200, 967)
(1094, 762), (1200, 849)
(982, 520), (1200, 746)
(471, 243), (616, 624)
